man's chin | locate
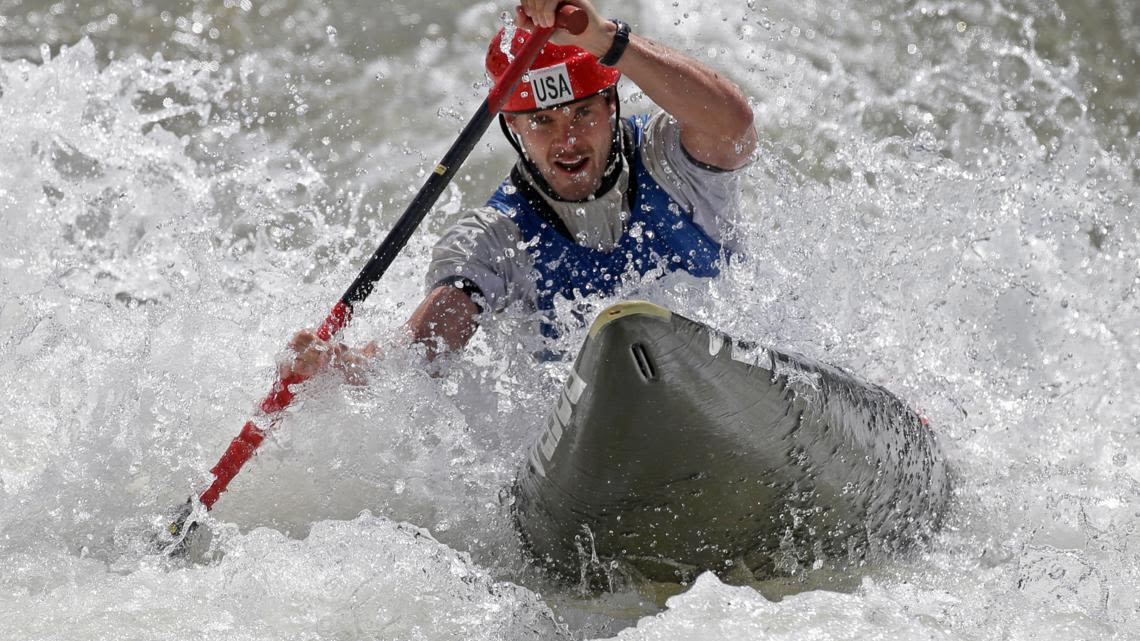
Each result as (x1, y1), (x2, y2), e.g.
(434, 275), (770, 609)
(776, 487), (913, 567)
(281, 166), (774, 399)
(549, 175), (603, 201)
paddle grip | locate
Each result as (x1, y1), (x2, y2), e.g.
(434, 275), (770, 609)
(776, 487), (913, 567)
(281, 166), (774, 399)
(552, 5), (589, 35)
(486, 6), (587, 113)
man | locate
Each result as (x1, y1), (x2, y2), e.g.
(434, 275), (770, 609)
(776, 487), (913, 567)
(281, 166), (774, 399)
(288, 0), (756, 378)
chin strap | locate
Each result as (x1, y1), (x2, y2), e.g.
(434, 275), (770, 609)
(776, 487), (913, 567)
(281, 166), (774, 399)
(498, 88), (626, 203)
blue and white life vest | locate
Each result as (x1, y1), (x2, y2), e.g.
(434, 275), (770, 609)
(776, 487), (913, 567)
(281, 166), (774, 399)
(486, 115), (725, 312)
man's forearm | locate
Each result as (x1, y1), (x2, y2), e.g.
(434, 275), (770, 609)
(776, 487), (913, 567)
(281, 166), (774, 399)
(572, 20), (756, 171)
(592, 29), (753, 140)
(404, 285), (480, 361)
(520, 0), (755, 166)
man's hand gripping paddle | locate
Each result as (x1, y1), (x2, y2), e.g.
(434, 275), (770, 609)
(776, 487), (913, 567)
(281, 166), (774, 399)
(154, 6), (588, 556)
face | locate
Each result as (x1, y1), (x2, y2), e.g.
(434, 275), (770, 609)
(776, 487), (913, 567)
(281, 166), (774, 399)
(506, 92), (616, 201)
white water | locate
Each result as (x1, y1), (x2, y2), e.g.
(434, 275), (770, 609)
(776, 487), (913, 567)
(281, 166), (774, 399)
(2, 0), (1138, 638)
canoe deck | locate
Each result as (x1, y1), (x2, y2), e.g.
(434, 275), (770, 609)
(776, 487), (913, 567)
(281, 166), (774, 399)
(513, 301), (950, 586)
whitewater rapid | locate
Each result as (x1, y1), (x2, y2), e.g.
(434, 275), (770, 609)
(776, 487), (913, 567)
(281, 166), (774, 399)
(2, 0), (1138, 638)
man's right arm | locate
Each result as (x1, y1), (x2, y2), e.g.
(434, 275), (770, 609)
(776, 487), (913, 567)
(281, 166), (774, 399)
(283, 284), (479, 384)
(411, 205), (537, 359)
(404, 283), (481, 360)
(283, 207), (532, 380)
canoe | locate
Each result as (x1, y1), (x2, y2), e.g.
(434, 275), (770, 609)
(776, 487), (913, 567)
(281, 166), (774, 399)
(512, 301), (950, 586)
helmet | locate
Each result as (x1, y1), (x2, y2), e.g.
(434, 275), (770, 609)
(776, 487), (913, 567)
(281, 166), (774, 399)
(486, 27), (620, 113)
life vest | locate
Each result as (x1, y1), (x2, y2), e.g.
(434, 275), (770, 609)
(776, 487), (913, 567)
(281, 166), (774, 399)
(485, 115), (725, 313)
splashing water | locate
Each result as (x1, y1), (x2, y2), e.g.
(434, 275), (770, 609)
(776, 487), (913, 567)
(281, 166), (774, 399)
(2, 0), (1138, 639)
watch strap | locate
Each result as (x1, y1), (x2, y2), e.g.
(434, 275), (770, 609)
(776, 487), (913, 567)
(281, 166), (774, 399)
(599, 19), (631, 67)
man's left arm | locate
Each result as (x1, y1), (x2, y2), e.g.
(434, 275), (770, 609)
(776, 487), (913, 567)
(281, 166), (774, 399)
(519, 0), (758, 170)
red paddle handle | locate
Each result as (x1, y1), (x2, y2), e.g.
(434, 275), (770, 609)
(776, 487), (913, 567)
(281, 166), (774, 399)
(197, 300), (349, 509)
(487, 6), (588, 113)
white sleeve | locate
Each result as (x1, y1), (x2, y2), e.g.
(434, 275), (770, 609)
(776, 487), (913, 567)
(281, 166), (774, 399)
(638, 111), (752, 252)
(424, 207), (538, 312)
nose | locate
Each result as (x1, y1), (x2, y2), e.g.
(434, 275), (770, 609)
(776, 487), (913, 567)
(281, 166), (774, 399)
(551, 120), (584, 151)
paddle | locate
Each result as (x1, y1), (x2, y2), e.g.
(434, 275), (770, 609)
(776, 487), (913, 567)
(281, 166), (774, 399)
(155, 5), (588, 555)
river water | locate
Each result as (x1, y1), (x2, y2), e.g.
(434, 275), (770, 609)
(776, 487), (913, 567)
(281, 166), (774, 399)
(1, 0), (1137, 638)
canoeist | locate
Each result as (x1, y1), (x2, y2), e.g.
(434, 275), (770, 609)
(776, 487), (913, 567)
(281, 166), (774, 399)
(285, 0), (757, 376)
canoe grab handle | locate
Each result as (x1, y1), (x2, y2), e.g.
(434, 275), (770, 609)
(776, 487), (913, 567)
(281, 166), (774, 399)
(630, 343), (658, 382)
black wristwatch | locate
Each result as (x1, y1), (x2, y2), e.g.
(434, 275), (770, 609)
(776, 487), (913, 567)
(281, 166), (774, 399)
(599, 19), (631, 67)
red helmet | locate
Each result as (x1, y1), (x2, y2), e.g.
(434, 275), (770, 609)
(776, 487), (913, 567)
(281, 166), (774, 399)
(486, 27), (620, 113)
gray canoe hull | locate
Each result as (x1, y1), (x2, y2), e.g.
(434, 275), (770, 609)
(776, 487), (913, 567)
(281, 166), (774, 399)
(513, 301), (950, 584)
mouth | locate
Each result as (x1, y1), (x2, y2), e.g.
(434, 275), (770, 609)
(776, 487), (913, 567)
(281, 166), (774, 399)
(553, 156), (590, 175)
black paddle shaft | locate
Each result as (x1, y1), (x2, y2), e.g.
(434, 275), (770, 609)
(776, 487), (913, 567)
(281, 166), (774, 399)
(337, 3), (589, 309)
(340, 102), (493, 309)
